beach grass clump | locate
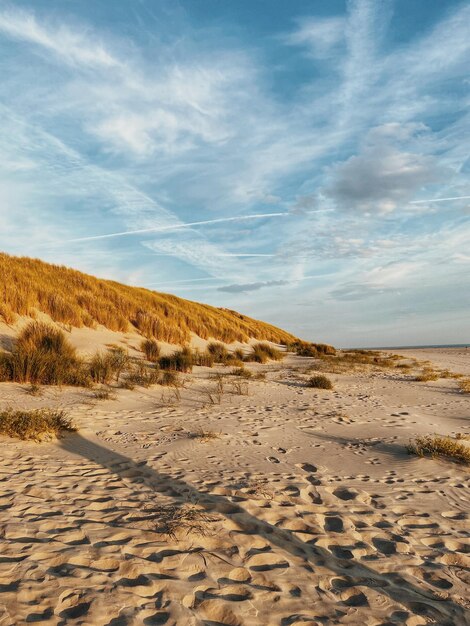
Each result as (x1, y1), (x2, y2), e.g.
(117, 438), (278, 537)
(306, 375), (333, 390)
(148, 503), (218, 539)
(415, 368), (440, 382)
(159, 347), (193, 373)
(407, 435), (470, 465)
(287, 340), (336, 357)
(88, 348), (129, 385)
(229, 366), (252, 378)
(141, 338), (160, 362)
(192, 349), (215, 367)
(126, 362), (160, 387)
(0, 322), (89, 386)
(458, 378), (470, 393)
(159, 370), (181, 387)
(207, 341), (230, 363)
(0, 408), (76, 441)
(245, 342), (283, 363)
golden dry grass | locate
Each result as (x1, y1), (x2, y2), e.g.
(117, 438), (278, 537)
(407, 435), (470, 465)
(0, 252), (297, 345)
(458, 378), (470, 393)
(306, 375), (333, 389)
(0, 408), (76, 441)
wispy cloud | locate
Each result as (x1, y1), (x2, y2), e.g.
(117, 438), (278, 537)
(218, 280), (288, 294)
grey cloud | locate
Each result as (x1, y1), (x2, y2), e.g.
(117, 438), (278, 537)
(325, 124), (446, 213)
(330, 282), (395, 301)
(218, 280), (288, 293)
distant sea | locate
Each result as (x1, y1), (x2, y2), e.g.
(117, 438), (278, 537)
(353, 344), (470, 350)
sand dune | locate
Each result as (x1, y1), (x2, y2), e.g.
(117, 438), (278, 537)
(0, 349), (469, 625)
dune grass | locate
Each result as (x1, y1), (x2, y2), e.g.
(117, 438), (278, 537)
(244, 342), (283, 363)
(0, 322), (89, 386)
(306, 375), (333, 389)
(0, 408), (76, 441)
(407, 435), (470, 465)
(0, 252), (298, 345)
(141, 338), (160, 362)
(458, 378), (470, 393)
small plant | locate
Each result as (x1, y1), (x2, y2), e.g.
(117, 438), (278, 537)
(189, 427), (221, 442)
(207, 341), (230, 363)
(458, 378), (470, 393)
(159, 370), (181, 387)
(192, 349), (215, 367)
(407, 435), (470, 465)
(306, 375), (333, 390)
(92, 387), (116, 400)
(415, 369), (439, 382)
(159, 348), (193, 373)
(146, 503), (218, 539)
(126, 362), (160, 388)
(229, 366), (252, 378)
(141, 338), (160, 362)
(24, 383), (43, 396)
(0, 408), (76, 441)
(229, 380), (249, 396)
(246, 342), (283, 363)
(88, 347), (130, 385)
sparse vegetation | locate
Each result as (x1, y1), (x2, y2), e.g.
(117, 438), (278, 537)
(159, 348), (193, 373)
(0, 408), (76, 441)
(415, 369), (439, 382)
(125, 362), (160, 388)
(288, 340), (336, 357)
(89, 349), (129, 385)
(458, 378), (470, 393)
(189, 428), (221, 442)
(306, 375), (333, 389)
(0, 252), (297, 345)
(192, 349), (215, 367)
(407, 435), (470, 465)
(147, 503), (218, 539)
(207, 341), (229, 363)
(245, 342), (283, 363)
(229, 366), (252, 378)
(24, 383), (43, 396)
(141, 338), (160, 362)
(92, 387), (116, 400)
(159, 371), (181, 387)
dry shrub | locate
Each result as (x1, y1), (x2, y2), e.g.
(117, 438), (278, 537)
(407, 435), (470, 465)
(141, 338), (160, 362)
(207, 341), (229, 363)
(147, 503), (218, 539)
(0, 322), (89, 386)
(288, 340), (336, 357)
(189, 428), (221, 442)
(159, 371), (181, 387)
(159, 348), (193, 373)
(245, 342), (283, 363)
(126, 362), (160, 387)
(92, 387), (116, 400)
(458, 378), (470, 393)
(415, 368), (439, 382)
(192, 349), (215, 367)
(229, 380), (249, 396)
(229, 366), (252, 378)
(24, 383), (43, 396)
(0, 408), (76, 441)
(307, 375), (333, 389)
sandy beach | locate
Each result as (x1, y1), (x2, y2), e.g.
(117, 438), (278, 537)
(0, 346), (469, 625)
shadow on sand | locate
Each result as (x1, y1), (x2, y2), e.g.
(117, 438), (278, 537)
(58, 433), (465, 624)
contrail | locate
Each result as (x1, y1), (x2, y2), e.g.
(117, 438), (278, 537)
(65, 212), (289, 243)
(410, 195), (470, 204)
(217, 253), (275, 257)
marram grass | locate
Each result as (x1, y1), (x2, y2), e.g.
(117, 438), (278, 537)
(0, 252), (298, 345)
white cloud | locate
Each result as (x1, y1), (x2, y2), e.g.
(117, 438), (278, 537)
(0, 7), (122, 68)
(285, 16), (345, 58)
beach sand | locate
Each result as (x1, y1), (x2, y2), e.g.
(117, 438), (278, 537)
(0, 348), (469, 625)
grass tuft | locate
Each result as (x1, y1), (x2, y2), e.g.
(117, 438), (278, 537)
(141, 338), (160, 362)
(407, 435), (470, 465)
(306, 375), (333, 389)
(0, 408), (76, 441)
(458, 378), (470, 393)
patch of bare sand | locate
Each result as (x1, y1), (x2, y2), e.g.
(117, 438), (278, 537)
(0, 350), (469, 625)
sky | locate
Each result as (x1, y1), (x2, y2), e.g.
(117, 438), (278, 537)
(0, 0), (469, 347)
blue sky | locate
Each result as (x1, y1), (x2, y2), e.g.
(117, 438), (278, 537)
(0, 0), (468, 346)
